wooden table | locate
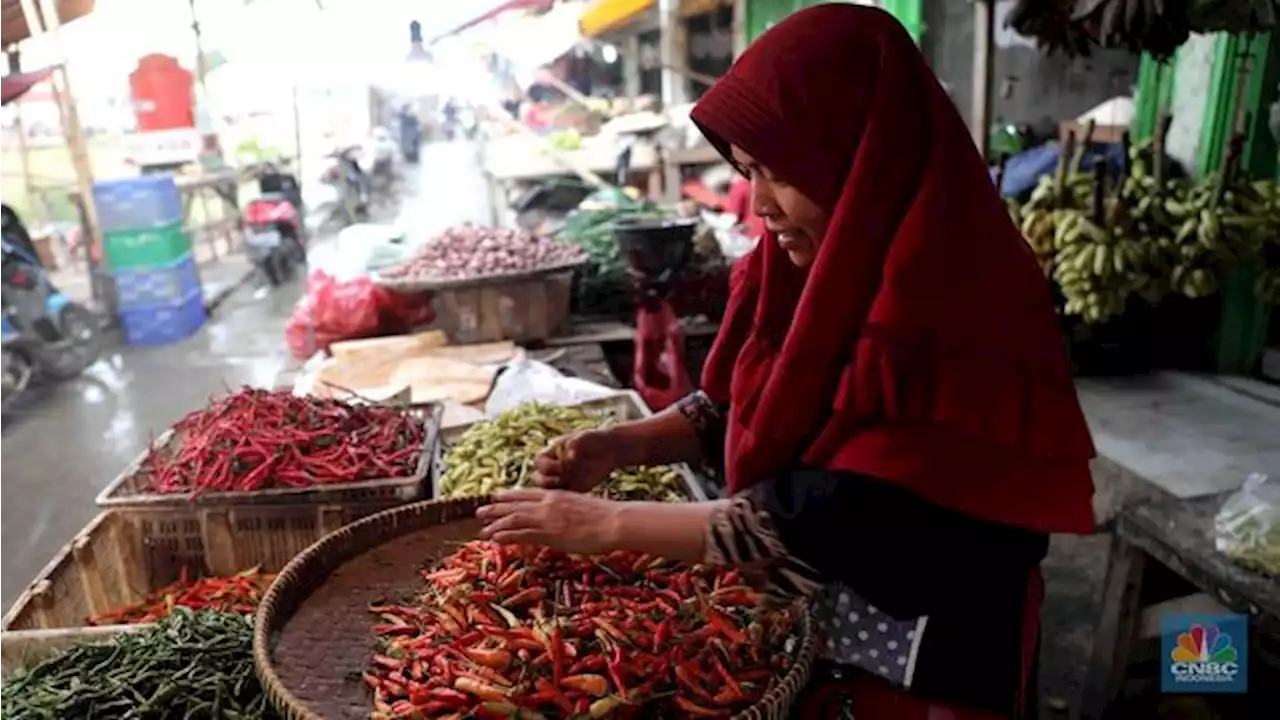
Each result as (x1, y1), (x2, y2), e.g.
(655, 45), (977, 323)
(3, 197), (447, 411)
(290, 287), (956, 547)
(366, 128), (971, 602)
(1082, 492), (1280, 719)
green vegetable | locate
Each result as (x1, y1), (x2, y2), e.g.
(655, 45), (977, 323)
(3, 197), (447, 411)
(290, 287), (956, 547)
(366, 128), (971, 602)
(1, 609), (278, 719)
(439, 402), (688, 503)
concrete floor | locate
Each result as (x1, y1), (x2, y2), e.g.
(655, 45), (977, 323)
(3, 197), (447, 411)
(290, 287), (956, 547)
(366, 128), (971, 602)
(0, 141), (493, 610)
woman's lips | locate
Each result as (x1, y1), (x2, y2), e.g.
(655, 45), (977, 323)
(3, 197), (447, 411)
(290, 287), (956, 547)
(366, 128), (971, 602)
(775, 232), (802, 250)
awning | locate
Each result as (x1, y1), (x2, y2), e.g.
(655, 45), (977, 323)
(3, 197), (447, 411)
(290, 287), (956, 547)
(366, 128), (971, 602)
(578, 0), (730, 39)
(579, 0), (651, 38)
(1, 67), (55, 105)
(1, 0), (96, 45)
(429, 0), (554, 44)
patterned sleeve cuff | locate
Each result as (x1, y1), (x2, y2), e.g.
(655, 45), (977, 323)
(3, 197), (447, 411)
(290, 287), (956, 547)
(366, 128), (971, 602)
(704, 496), (823, 605)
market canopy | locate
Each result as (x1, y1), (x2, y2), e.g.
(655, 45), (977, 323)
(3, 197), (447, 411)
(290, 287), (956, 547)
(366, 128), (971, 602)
(1, 0), (95, 45)
(429, 0), (555, 44)
(1, 66), (55, 105)
(578, 0), (726, 38)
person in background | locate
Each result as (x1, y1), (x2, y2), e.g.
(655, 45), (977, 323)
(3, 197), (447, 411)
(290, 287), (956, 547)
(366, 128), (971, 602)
(476, 5), (1095, 718)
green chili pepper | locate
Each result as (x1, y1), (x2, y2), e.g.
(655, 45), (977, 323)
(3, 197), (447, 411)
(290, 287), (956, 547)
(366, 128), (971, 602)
(1, 609), (280, 719)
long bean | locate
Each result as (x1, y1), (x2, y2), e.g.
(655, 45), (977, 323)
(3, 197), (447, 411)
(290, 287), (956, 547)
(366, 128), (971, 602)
(2, 609), (278, 719)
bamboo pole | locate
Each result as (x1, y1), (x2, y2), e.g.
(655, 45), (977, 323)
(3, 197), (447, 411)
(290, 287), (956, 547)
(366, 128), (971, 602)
(22, 0), (104, 283)
(6, 51), (44, 227)
(971, 0), (995, 160)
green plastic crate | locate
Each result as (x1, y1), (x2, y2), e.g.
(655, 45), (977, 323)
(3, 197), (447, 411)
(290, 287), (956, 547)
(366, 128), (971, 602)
(103, 222), (192, 270)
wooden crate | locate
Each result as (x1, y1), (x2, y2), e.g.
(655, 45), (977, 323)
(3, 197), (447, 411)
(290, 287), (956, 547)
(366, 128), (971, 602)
(433, 270), (574, 344)
(1, 502), (399, 632)
(1, 626), (142, 679)
(432, 391), (709, 501)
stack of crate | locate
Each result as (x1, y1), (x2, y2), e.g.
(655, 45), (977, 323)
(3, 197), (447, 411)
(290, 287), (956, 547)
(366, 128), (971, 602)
(93, 175), (206, 346)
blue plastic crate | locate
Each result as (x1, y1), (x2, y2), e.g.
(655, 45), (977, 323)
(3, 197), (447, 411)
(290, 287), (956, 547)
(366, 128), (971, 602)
(119, 291), (207, 347)
(92, 175), (184, 233)
(111, 253), (201, 310)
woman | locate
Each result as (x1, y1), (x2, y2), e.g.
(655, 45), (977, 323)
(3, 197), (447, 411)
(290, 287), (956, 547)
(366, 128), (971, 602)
(477, 5), (1096, 718)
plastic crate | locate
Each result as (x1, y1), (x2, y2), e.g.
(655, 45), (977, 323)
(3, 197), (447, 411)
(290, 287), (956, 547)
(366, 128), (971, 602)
(118, 290), (206, 347)
(1, 504), (404, 633)
(103, 221), (193, 270)
(92, 175), (184, 233)
(432, 391), (710, 501)
(111, 253), (202, 310)
(95, 402), (442, 509)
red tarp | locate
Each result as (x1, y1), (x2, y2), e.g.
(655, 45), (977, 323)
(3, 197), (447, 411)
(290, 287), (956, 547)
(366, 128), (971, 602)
(1, 68), (56, 106)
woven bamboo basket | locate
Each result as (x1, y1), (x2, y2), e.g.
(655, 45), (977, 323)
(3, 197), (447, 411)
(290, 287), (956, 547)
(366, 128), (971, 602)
(375, 264), (584, 345)
(96, 402), (443, 509)
(253, 498), (818, 720)
(2, 502), (401, 633)
(431, 391), (710, 502)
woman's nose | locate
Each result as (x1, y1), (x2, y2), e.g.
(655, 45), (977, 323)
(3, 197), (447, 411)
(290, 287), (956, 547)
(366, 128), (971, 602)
(751, 180), (778, 218)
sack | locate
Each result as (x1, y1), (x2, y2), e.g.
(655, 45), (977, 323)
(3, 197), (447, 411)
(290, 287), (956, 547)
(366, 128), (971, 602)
(631, 299), (693, 412)
(285, 270), (435, 360)
(1215, 473), (1280, 576)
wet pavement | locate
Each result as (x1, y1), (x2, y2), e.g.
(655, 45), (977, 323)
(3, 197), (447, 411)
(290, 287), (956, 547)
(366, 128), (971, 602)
(0, 141), (492, 610)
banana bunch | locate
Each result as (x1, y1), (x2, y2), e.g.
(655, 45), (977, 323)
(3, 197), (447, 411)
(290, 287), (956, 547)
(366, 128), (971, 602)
(1050, 202), (1156, 325)
(1187, 0), (1278, 34)
(1160, 176), (1280, 300)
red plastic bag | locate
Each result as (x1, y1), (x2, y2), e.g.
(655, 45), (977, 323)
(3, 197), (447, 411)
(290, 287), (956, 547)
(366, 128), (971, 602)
(285, 271), (435, 360)
(632, 299), (694, 412)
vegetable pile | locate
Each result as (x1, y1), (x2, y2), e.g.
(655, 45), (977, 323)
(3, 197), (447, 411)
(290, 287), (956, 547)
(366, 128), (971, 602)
(379, 226), (585, 282)
(439, 403), (689, 503)
(366, 541), (796, 719)
(139, 387), (424, 495)
(554, 191), (665, 316)
(2, 609), (278, 719)
(88, 567), (274, 625)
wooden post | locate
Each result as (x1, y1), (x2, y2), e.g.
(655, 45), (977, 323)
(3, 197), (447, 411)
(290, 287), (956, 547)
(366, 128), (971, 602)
(22, 0), (105, 303)
(658, 0), (689, 107)
(6, 49), (44, 227)
(971, 0), (995, 160)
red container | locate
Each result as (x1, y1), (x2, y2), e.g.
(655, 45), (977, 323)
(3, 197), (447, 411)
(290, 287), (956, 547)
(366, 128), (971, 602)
(129, 54), (194, 132)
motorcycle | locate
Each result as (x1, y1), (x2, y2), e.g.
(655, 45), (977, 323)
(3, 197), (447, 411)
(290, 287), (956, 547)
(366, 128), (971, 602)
(243, 163), (308, 287)
(313, 146), (370, 233)
(2, 237), (103, 405)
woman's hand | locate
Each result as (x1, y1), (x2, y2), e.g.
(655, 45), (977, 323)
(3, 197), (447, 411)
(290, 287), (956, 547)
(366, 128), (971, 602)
(477, 488), (620, 555)
(532, 430), (619, 493)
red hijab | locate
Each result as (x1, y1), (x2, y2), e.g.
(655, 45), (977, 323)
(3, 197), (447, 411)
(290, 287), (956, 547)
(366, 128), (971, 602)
(693, 5), (1095, 534)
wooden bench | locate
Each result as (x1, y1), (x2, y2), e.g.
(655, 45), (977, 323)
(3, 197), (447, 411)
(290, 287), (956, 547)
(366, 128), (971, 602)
(1081, 492), (1280, 719)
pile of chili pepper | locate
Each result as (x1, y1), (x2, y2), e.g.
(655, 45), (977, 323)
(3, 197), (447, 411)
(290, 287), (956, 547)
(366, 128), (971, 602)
(3, 609), (280, 720)
(87, 566), (274, 625)
(140, 387), (424, 494)
(366, 541), (796, 719)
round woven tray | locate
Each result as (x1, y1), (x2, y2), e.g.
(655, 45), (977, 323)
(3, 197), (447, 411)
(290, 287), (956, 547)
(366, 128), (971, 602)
(253, 498), (819, 720)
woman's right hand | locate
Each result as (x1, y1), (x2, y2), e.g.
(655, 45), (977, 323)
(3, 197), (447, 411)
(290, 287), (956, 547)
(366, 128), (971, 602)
(532, 430), (619, 493)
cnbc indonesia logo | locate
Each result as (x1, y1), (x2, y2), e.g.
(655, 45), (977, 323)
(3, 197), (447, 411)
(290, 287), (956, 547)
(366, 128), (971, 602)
(1168, 623), (1240, 686)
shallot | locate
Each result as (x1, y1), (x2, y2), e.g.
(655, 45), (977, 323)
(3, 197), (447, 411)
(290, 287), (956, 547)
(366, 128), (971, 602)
(381, 225), (584, 281)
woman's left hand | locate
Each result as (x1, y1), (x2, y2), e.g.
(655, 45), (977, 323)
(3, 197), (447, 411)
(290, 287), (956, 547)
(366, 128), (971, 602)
(476, 488), (620, 555)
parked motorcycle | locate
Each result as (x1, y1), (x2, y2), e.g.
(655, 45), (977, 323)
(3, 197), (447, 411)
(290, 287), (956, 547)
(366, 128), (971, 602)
(2, 237), (102, 405)
(243, 163), (308, 287)
(314, 146), (370, 233)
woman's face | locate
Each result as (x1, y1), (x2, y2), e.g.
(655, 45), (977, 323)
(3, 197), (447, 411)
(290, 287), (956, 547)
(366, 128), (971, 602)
(731, 144), (830, 268)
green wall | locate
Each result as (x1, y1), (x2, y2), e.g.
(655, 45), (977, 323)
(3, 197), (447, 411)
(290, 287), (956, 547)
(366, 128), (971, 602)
(744, 0), (923, 46)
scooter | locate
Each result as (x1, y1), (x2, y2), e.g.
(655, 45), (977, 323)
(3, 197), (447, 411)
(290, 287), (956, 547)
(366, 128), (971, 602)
(314, 147), (370, 233)
(243, 164), (308, 287)
(2, 237), (102, 406)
